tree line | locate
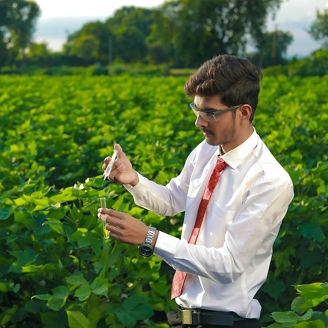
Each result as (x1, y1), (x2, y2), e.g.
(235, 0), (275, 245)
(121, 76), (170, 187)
(1, 0), (328, 69)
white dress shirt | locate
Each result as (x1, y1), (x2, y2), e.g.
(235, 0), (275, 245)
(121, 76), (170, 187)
(125, 129), (294, 319)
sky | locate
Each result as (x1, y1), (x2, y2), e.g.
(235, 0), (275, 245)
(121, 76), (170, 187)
(33, 0), (328, 58)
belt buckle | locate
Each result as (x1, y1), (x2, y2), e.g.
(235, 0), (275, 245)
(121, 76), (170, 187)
(180, 309), (200, 325)
(181, 309), (193, 325)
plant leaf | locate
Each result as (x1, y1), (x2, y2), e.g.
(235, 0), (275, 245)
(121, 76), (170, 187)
(67, 311), (90, 328)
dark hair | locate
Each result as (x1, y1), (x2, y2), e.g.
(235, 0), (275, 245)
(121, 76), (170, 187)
(184, 55), (262, 122)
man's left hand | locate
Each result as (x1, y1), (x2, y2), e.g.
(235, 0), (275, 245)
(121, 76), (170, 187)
(97, 208), (148, 245)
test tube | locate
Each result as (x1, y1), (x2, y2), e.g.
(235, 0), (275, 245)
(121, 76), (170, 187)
(99, 197), (110, 239)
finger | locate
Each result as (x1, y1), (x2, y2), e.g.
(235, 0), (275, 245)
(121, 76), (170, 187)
(108, 161), (125, 181)
(108, 208), (128, 220)
(107, 162), (120, 181)
(98, 208), (125, 220)
(102, 156), (111, 171)
(114, 144), (125, 159)
(105, 229), (123, 242)
(105, 223), (122, 238)
(98, 213), (124, 230)
(108, 165), (119, 181)
(102, 150), (118, 171)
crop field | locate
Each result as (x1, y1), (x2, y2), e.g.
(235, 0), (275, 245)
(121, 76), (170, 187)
(0, 74), (328, 327)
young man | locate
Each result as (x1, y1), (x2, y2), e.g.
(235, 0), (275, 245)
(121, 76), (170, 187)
(98, 55), (294, 327)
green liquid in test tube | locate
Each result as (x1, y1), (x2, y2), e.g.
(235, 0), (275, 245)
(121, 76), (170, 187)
(99, 197), (110, 239)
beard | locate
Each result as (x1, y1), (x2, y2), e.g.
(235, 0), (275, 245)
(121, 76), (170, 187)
(201, 115), (238, 148)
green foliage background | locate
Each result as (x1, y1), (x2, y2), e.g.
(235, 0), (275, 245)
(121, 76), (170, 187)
(0, 73), (327, 327)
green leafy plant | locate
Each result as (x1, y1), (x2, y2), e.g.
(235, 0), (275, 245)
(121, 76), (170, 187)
(266, 282), (328, 327)
(0, 72), (327, 326)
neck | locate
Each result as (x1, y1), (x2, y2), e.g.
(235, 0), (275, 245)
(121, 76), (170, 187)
(221, 125), (254, 154)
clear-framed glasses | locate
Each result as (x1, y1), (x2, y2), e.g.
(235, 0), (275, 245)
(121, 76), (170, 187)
(190, 101), (242, 122)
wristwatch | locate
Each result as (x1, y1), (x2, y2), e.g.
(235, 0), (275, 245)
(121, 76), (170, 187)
(139, 226), (157, 257)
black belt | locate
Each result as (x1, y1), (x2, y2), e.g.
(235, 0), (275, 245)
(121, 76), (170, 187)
(178, 307), (245, 326)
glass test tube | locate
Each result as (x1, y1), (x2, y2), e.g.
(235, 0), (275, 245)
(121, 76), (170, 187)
(99, 197), (110, 239)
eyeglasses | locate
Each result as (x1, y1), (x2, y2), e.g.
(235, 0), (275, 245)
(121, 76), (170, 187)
(190, 102), (242, 122)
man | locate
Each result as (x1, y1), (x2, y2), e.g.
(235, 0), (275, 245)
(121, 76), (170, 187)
(98, 55), (294, 328)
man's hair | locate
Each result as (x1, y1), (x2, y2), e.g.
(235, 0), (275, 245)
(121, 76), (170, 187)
(184, 55), (262, 122)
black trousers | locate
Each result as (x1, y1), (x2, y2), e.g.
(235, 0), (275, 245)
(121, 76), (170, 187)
(167, 310), (262, 328)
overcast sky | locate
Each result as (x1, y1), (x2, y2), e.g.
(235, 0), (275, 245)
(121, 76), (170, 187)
(34, 0), (328, 57)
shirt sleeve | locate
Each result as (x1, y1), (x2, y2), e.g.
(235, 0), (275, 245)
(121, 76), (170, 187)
(124, 148), (197, 217)
(154, 177), (294, 283)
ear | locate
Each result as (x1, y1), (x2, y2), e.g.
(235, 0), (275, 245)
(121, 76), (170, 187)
(239, 104), (252, 121)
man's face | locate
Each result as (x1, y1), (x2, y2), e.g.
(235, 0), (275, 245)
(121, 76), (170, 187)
(193, 95), (242, 150)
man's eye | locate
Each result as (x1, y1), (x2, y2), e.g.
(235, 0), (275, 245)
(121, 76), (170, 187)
(205, 112), (214, 118)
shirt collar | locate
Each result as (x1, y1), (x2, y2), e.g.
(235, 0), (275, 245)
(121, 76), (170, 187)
(216, 128), (259, 170)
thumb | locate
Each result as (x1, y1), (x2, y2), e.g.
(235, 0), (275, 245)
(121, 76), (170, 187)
(114, 143), (124, 158)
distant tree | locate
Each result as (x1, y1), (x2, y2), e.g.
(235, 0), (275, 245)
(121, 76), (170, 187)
(149, 0), (284, 67)
(0, 31), (9, 66)
(65, 21), (109, 63)
(59, 1), (290, 68)
(113, 26), (147, 62)
(0, 0), (40, 66)
(26, 42), (51, 66)
(64, 7), (157, 64)
(105, 6), (157, 63)
(309, 8), (328, 47)
(0, 0), (12, 62)
(146, 7), (175, 64)
(249, 30), (293, 67)
(70, 35), (100, 65)
(106, 6), (156, 37)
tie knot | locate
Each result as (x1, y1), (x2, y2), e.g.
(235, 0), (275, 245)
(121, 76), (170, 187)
(216, 156), (227, 172)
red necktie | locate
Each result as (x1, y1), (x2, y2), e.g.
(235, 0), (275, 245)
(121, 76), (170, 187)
(171, 156), (227, 299)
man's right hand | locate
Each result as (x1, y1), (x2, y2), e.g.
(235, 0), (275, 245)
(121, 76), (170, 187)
(102, 144), (139, 186)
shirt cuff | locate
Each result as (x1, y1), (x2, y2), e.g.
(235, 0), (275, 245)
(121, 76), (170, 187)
(154, 231), (180, 263)
(123, 173), (148, 194)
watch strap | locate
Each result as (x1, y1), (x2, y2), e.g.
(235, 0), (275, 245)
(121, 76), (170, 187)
(144, 226), (156, 246)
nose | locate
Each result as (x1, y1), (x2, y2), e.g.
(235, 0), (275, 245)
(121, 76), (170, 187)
(195, 114), (208, 128)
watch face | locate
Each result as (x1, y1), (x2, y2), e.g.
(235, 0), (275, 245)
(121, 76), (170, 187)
(139, 244), (153, 257)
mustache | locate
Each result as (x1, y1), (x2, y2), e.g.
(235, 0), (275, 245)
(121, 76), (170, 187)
(200, 128), (213, 135)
